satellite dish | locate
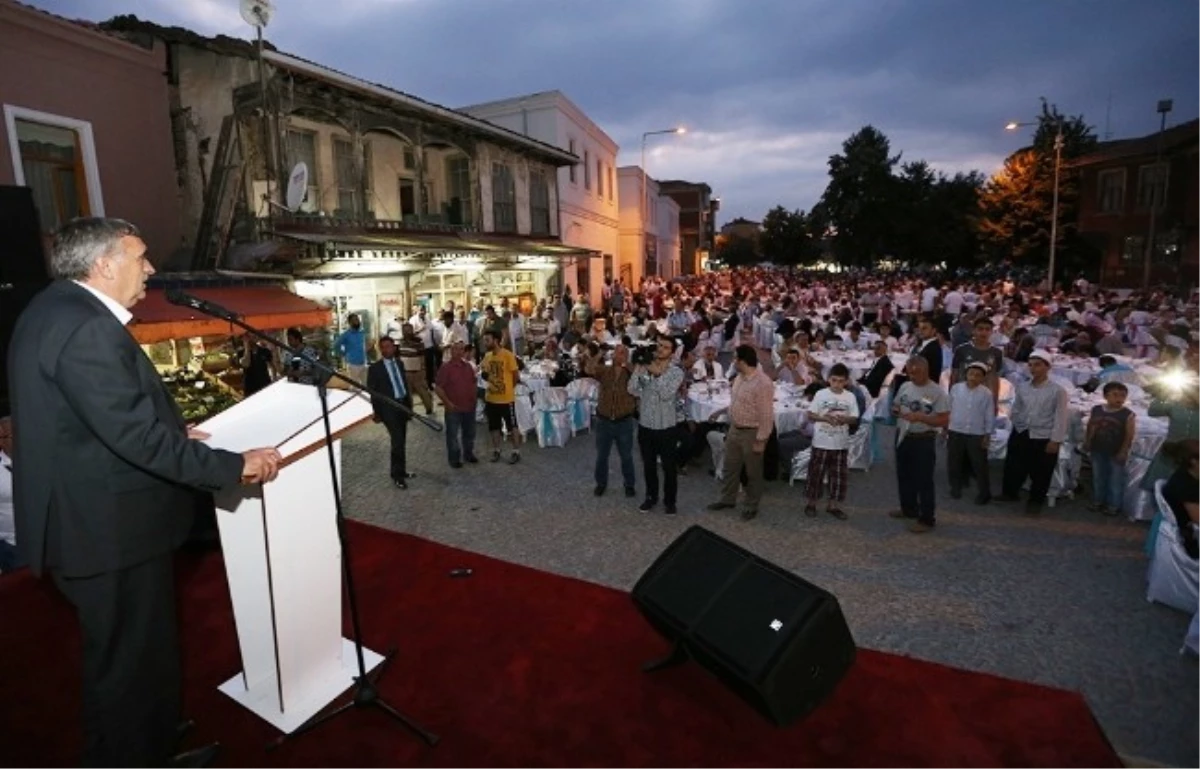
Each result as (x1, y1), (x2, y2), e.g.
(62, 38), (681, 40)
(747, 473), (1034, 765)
(240, 0), (273, 28)
(285, 162), (308, 212)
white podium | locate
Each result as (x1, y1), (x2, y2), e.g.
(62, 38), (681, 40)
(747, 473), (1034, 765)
(198, 379), (380, 733)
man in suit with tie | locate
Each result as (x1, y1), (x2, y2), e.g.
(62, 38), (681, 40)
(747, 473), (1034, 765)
(6, 217), (283, 767)
(859, 339), (895, 398)
(367, 336), (416, 489)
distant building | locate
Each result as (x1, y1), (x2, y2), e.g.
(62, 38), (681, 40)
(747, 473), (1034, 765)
(657, 180), (719, 275)
(1072, 118), (1198, 288)
(720, 217), (762, 242)
(616, 167), (680, 286)
(460, 90), (616, 306)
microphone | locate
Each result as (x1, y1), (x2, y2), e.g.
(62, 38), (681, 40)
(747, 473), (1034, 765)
(164, 288), (239, 321)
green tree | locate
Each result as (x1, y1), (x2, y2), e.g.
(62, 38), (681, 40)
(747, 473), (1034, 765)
(891, 162), (985, 268)
(978, 100), (1098, 279)
(760, 206), (821, 265)
(818, 126), (901, 266)
(714, 234), (759, 267)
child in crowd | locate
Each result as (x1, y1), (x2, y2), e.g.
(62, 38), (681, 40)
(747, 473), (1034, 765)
(946, 361), (996, 504)
(804, 363), (860, 520)
(1083, 381), (1136, 516)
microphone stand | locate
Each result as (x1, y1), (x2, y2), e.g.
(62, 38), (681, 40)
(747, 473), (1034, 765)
(179, 297), (441, 750)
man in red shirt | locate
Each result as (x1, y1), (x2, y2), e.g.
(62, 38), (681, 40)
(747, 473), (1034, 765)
(433, 339), (480, 467)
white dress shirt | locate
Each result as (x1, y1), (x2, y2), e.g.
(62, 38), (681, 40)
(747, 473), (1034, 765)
(74, 281), (133, 325)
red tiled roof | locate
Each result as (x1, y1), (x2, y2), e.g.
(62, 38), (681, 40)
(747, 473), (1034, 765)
(1071, 118), (1199, 167)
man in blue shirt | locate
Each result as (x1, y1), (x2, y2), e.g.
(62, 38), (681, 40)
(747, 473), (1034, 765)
(337, 313), (370, 383)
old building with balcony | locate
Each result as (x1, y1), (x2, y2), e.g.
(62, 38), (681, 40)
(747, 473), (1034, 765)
(98, 17), (592, 335)
(1072, 118), (1198, 288)
(459, 90), (619, 305)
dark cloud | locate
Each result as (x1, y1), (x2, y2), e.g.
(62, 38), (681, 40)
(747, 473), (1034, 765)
(33, 0), (1200, 223)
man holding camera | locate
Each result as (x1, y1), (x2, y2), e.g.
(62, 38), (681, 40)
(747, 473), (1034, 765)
(585, 344), (638, 498)
(628, 337), (685, 514)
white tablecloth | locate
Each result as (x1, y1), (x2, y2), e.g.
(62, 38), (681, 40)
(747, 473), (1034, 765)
(809, 351), (910, 381)
(685, 382), (809, 435)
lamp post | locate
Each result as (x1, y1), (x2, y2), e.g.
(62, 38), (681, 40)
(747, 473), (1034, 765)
(640, 126), (685, 278)
(1142, 98), (1173, 289)
(1006, 118), (1063, 293)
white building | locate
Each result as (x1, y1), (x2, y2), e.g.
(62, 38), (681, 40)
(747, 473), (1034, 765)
(617, 167), (680, 286)
(460, 90), (617, 306)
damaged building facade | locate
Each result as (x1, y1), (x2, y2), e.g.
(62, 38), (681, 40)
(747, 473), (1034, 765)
(103, 17), (592, 336)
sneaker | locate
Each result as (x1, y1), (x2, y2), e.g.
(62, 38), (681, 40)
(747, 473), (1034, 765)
(706, 502), (735, 511)
(508, 452), (521, 465)
(490, 450), (501, 463)
(907, 521), (934, 534)
(450, 461), (463, 469)
(664, 504), (677, 515)
(638, 499), (657, 512)
(624, 486), (636, 498)
(826, 507), (848, 520)
(392, 478), (408, 490)
(740, 508), (758, 521)
(464, 455), (479, 464)
(594, 485), (606, 497)
(1086, 502), (1105, 513)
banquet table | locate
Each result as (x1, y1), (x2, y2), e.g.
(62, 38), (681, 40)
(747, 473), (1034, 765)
(685, 380), (810, 435)
(809, 350), (911, 381)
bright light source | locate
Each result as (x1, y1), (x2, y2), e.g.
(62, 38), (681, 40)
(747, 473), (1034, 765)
(675, 126), (687, 135)
(1004, 121), (1020, 131)
(1157, 369), (1195, 394)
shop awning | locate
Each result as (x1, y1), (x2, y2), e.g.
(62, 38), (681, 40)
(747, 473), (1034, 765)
(129, 286), (331, 344)
(272, 227), (600, 259)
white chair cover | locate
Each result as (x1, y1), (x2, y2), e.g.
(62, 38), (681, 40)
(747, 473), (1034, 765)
(1146, 480), (1200, 614)
(708, 429), (726, 480)
(847, 393), (874, 471)
(789, 448), (812, 485)
(513, 383), (536, 435)
(533, 387), (571, 447)
(996, 378), (1015, 417)
(565, 378), (598, 435)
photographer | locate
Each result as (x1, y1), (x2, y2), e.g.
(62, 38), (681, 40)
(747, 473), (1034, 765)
(1140, 372), (1200, 494)
(584, 344), (638, 498)
(628, 337), (686, 515)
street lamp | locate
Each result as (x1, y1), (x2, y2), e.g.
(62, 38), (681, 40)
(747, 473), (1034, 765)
(1143, 98), (1173, 289)
(640, 126), (686, 278)
(1006, 117), (1064, 293)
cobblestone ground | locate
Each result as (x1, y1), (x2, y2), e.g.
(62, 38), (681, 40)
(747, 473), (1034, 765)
(341, 410), (1198, 767)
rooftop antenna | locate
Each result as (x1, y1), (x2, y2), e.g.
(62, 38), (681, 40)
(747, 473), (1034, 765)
(1103, 88), (1113, 140)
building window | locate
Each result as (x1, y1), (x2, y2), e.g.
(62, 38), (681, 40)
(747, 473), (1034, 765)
(403, 145), (417, 171)
(5, 107), (105, 232)
(333, 137), (372, 217)
(567, 138), (577, 183)
(583, 149), (591, 191)
(603, 253), (613, 281)
(607, 166), (614, 201)
(576, 260), (590, 298)
(491, 162), (516, 233)
(596, 159), (604, 198)
(399, 178), (430, 218)
(1136, 163), (1168, 211)
(445, 154), (472, 226)
(530, 170), (551, 235)
(286, 129), (320, 212)
(1095, 169), (1125, 214)
(1121, 235), (1144, 262)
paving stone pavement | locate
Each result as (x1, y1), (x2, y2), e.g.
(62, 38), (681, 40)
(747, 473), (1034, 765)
(340, 414), (1198, 767)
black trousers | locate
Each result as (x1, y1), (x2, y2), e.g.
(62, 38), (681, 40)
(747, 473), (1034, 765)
(53, 554), (180, 767)
(1002, 429), (1057, 504)
(423, 347), (440, 388)
(381, 411), (409, 479)
(947, 430), (990, 499)
(896, 434), (938, 525)
(638, 425), (678, 505)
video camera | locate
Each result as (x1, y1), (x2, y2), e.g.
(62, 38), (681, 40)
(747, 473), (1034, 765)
(631, 343), (656, 366)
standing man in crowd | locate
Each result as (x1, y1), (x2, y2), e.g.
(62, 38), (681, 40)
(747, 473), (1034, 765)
(336, 312), (370, 383)
(707, 345), (776, 520)
(950, 317), (1004, 399)
(946, 361), (996, 504)
(367, 336), (416, 489)
(398, 323), (435, 415)
(7, 217), (282, 767)
(889, 356), (950, 533)
(481, 330), (523, 464)
(629, 337), (685, 514)
(585, 344), (638, 498)
(433, 339), (479, 468)
(283, 327), (320, 385)
(802, 363), (860, 520)
(997, 350), (1069, 515)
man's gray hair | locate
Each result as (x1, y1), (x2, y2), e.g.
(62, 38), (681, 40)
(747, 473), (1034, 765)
(49, 217), (141, 281)
(905, 355), (929, 371)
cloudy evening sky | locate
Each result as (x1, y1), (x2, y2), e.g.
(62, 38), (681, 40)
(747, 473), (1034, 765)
(29, 0), (1200, 225)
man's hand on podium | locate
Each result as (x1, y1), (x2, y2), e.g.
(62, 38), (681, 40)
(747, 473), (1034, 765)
(241, 448), (283, 484)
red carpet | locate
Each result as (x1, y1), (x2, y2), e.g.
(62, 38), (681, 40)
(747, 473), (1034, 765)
(0, 522), (1119, 767)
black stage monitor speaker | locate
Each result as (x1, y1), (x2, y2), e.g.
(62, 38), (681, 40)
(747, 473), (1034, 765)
(632, 525), (856, 726)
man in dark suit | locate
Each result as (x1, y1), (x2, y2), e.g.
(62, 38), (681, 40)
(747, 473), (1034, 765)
(859, 339), (896, 398)
(7, 218), (283, 768)
(367, 336), (416, 489)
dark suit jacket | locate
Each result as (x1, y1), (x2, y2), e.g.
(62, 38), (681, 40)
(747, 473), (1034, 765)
(859, 355), (895, 399)
(7, 281), (244, 577)
(366, 357), (414, 423)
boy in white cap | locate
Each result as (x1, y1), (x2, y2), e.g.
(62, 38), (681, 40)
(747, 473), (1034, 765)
(997, 350), (1069, 515)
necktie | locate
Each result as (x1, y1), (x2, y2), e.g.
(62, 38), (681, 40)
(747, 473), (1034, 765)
(386, 358), (407, 398)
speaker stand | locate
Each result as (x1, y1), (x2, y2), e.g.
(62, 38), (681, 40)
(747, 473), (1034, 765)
(643, 642), (690, 673)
